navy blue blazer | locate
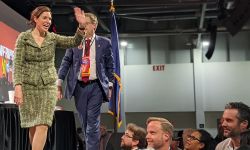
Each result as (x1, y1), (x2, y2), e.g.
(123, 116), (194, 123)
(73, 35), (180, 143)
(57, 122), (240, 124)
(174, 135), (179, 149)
(58, 35), (114, 102)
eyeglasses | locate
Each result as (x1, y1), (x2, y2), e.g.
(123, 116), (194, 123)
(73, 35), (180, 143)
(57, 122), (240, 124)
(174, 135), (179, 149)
(187, 135), (201, 142)
(123, 133), (133, 138)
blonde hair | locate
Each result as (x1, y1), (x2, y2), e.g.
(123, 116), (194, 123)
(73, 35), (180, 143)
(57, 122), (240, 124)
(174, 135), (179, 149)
(146, 117), (174, 138)
(85, 13), (98, 26)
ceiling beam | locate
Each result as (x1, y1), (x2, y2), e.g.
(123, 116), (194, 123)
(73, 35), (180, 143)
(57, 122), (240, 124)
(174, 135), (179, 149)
(196, 3), (207, 48)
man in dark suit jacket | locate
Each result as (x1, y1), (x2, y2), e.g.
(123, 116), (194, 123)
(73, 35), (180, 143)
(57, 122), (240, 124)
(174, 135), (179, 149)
(57, 13), (114, 150)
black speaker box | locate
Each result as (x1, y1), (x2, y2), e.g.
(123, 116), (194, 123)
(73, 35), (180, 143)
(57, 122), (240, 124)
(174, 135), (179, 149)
(222, 0), (250, 36)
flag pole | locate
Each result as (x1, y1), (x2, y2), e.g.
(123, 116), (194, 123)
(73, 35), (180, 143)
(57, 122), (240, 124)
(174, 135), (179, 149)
(109, 0), (117, 133)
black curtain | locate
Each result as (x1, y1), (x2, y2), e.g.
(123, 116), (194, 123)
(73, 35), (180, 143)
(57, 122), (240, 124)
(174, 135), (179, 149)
(0, 104), (31, 150)
(0, 104), (77, 150)
(54, 111), (77, 150)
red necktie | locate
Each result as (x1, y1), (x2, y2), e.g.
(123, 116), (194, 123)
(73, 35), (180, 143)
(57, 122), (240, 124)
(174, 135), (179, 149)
(81, 39), (91, 82)
(84, 39), (91, 57)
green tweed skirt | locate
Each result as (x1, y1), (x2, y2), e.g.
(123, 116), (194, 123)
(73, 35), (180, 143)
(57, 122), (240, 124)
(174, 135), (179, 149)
(19, 81), (57, 128)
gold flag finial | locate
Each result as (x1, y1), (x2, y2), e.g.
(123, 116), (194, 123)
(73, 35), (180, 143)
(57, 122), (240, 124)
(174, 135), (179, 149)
(109, 1), (115, 13)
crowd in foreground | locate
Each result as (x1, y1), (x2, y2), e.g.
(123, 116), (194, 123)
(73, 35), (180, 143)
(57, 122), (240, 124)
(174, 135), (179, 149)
(117, 102), (250, 150)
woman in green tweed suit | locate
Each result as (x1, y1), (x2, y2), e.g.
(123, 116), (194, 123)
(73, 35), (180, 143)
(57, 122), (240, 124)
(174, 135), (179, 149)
(13, 6), (86, 150)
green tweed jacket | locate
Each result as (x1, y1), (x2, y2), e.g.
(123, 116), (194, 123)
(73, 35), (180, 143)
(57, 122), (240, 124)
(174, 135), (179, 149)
(13, 29), (83, 86)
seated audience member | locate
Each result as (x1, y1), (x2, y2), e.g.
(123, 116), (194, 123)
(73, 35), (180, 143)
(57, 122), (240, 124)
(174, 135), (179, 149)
(216, 102), (250, 150)
(171, 131), (183, 150)
(184, 129), (216, 150)
(121, 123), (147, 150)
(146, 117), (174, 150)
(240, 129), (250, 146)
(171, 139), (182, 150)
(100, 125), (112, 150)
(214, 118), (225, 145)
(183, 128), (195, 150)
(106, 132), (123, 150)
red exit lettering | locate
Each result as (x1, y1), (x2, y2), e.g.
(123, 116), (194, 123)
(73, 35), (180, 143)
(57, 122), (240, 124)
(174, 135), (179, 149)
(153, 65), (165, 71)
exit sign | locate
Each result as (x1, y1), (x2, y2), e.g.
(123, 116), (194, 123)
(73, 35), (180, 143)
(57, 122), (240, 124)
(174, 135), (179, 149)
(152, 65), (165, 71)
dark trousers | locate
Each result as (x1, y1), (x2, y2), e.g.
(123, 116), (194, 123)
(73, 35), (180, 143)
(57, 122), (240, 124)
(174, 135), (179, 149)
(74, 80), (103, 150)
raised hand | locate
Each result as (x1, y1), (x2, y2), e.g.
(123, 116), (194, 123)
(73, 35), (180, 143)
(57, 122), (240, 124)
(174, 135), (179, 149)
(74, 7), (86, 28)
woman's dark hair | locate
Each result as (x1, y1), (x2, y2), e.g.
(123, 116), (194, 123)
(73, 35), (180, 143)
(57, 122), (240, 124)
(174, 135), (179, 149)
(28, 6), (51, 27)
(197, 129), (216, 150)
